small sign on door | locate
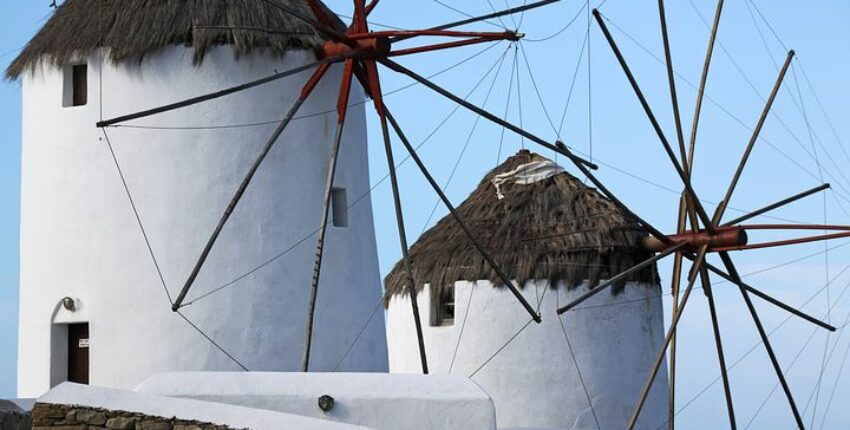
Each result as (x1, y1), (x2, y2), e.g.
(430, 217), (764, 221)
(79, 338), (90, 348)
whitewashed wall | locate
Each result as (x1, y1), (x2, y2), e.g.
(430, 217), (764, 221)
(387, 280), (669, 429)
(18, 46), (388, 397)
(136, 372), (498, 430)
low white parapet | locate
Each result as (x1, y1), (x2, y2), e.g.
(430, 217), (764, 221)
(136, 372), (497, 430)
(39, 382), (373, 430)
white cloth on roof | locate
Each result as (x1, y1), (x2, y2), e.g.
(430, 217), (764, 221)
(491, 160), (565, 200)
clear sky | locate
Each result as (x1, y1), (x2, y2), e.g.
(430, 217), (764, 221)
(2, 0), (850, 429)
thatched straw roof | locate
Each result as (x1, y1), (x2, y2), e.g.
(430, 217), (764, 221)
(384, 150), (658, 303)
(7, 0), (343, 79)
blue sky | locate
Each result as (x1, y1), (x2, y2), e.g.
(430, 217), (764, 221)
(2, 0), (850, 428)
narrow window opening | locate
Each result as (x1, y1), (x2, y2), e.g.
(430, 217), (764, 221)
(63, 64), (88, 107)
(431, 286), (455, 327)
(331, 188), (348, 227)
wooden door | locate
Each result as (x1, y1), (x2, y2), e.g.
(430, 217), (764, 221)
(67, 323), (89, 384)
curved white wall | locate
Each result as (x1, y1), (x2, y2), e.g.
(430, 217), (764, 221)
(18, 46), (388, 397)
(387, 280), (669, 429)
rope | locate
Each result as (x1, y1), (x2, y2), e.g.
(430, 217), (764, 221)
(183, 43), (512, 306)
(430, 0), (506, 30)
(177, 310), (250, 371)
(468, 318), (534, 378)
(103, 129), (251, 371)
(598, 13), (850, 208)
(101, 130), (173, 305)
(687, 0), (850, 195)
(516, 45), (525, 150)
(449, 281), (479, 373)
(420, 45), (512, 234)
(524, 1), (587, 43)
(557, 287), (601, 429)
(109, 42), (502, 131)
(585, 0), (592, 164)
(558, 27), (589, 138)
(496, 45), (518, 165)
(660, 261), (850, 428)
(332, 296), (386, 371)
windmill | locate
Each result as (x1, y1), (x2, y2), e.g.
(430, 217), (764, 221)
(90, 1), (848, 429)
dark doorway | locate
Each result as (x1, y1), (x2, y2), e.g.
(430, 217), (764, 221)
(67, 323), (89, 384)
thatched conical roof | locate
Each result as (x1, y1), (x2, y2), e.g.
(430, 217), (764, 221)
(384, 150), (658, 302)
(7, 0), (343, 79)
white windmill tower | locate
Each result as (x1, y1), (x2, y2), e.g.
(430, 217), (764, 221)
(9, 0), (388, 398)
(385, 150), (669, 429)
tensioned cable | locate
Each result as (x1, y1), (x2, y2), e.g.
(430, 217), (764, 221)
(557, 287), (601, 429)
(502, 0), (519, 30)
(557, 27), (589, 138)
(516, 0), (531, 30)
(430, 0), (507, 30)
(518, 41), (559, 141)
(103, 33), (807, 226)
(182, 43), (512, 306)
(101, 130), (173, 305)
(569, 238), (850, 313)
(694, 1), (850, 224)
(599, 14), (850, 207)
(524, 0), (586, 43)
(419, 44), (513, 234)
(817, 330), (850, 429)
(516, 45), (525, 150)
(331, 295), (386, 371)
(790, 60), (833, 429)
(740, 0), (850, 225)
(607, 9), (850, 201)
(104, 129), (251, 371)
(468, 318), (534, 378)
(745, 278), (850, 428)
(496, 45), (519, 165)
(111, 42), (502, 131)
(485, 0), (512, 30)
(334, 47), (514, 372)
(745, 0), (850, 170)
(449, 281), (480, 373)
(686, 0), (850, 199)
(744, 319), (826, 429)
(658, 261), (850, 429)
(176, 310), (249, 371)
(585, 0), (593, 164)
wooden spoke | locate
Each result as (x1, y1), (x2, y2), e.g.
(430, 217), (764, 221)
(722, 184), (830, 227)
(171, 64), (330, 311)
(302, 60), (357, 372)
(686, 0), (725, 173)
(712, 50), (795, 225)
(556, 242), (688, 315)
(627, 246), (711, 430)
(592, 9), (716, 233)
(383, 107), (542, 323)
(717, 253), (806, 429)
(362, 60), (429, 374)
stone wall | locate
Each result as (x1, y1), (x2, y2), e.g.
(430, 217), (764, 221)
(0, 409), (30, 430)
(31, 403), (245, 430)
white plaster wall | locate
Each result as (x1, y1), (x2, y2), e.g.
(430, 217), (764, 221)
(18, 46), (388, 397)
(136, 371), (497, 430)
(41, 383), (374, 430)
(387, 280), (669, 429)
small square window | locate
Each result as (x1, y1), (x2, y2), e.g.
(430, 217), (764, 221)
(331, 188), (348, 228)
(431, 286), (455, 327)
(63, 64), (87, 107)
